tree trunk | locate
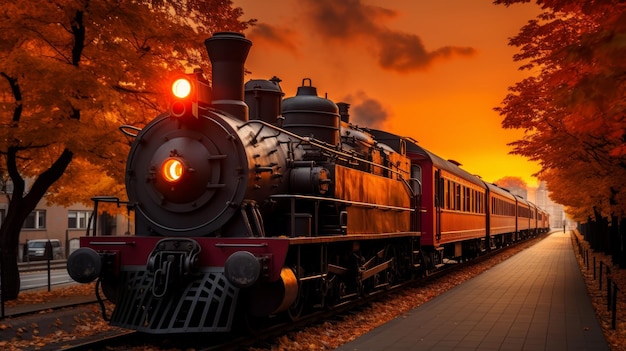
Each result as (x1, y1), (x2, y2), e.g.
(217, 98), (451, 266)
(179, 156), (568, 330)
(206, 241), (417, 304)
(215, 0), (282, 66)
(0, 148), (73, 300)
(0, 208), (27, 300)
(0, 235), (20, 300)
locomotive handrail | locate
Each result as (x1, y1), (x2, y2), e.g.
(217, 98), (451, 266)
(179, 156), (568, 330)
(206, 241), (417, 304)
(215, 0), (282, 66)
(87, 196), (131, 236)
(270, 194), (414, 212)
(88, 241), (136, 246)
(119, 125), (142, 137)
(243, 119), (410, 178)
(214, 243), (269, 248)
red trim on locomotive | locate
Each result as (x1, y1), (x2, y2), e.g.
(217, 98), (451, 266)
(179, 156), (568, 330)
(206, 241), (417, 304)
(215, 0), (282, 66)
(79, 236), (290, 282)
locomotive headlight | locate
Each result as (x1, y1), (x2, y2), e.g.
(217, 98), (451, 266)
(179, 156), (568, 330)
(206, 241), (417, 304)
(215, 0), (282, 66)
(161, 157), (185, 183)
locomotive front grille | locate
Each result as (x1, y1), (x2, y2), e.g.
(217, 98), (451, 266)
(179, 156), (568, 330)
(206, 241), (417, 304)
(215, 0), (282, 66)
(110, 268), (239, 333)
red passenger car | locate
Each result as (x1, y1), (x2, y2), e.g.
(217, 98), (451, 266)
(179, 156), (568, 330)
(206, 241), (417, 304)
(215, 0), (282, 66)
(406, 142), (488, 266)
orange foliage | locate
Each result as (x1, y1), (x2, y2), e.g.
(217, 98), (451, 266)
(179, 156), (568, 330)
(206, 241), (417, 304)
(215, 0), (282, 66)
(0, 0), (252, 207)
(494, 0), (626, 221)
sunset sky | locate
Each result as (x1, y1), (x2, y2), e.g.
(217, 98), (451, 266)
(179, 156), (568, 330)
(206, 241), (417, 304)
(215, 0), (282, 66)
(232, 0), (543, 187)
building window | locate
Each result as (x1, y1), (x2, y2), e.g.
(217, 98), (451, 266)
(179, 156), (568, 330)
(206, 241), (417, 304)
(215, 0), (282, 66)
(23, 210), (46, 229)
(68, 210), (92, 229)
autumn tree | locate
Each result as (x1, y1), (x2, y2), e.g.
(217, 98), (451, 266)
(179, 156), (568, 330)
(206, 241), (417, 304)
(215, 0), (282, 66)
(0, 0), (252, 300)
(495, 0), (626, 263)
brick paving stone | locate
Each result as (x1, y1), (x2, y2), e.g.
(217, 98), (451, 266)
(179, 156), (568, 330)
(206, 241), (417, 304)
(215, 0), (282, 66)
(335, 232), (609, 351)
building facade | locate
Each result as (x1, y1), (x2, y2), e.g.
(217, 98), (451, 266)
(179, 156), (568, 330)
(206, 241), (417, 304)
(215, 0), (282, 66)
(0, 185), (132, 261)
(534, 181), (566, 230)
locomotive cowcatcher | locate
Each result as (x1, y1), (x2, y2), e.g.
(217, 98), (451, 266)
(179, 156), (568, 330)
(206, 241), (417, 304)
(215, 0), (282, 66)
(67, 32), (548, 334)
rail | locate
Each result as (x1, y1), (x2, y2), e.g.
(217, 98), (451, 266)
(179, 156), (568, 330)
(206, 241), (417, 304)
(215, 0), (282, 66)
(18, 259), (67, 273)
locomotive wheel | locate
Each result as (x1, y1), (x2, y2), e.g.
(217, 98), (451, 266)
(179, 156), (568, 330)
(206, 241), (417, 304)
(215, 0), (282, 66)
(286, 267), (307, 321)
(383, 244), (398, 288)
(287, 282), (307, 321)
(324, 278), (345, 309)
(329, 280), (357, 308)
(319, 276), (333, 309)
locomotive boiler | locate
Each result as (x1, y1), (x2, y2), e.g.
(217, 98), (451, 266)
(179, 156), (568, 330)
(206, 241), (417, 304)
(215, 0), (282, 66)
(67, 32), (421, 333)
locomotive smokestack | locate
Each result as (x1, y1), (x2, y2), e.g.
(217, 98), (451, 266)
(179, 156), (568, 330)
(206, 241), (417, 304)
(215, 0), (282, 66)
(205, 32), (252, 121)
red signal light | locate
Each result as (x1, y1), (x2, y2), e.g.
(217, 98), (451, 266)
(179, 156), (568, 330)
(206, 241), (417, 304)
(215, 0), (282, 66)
(169, 72), (210, 118)
(170, 76), (196, 118)
(172, 78), (192, 99)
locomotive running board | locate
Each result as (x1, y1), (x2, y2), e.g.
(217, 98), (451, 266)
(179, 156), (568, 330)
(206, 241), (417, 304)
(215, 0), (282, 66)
(110, 267), (239, 333)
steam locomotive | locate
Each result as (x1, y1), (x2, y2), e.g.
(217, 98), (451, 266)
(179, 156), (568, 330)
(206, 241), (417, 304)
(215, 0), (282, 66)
(67, 32), (550, 334)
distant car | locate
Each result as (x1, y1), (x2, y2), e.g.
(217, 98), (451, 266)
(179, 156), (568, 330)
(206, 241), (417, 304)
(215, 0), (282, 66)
(27, 239), (64, 261)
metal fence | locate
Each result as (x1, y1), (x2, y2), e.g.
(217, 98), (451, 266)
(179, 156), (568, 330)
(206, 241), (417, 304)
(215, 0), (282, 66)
(18, 259), (67, 273)
(572, 232), (621, 330)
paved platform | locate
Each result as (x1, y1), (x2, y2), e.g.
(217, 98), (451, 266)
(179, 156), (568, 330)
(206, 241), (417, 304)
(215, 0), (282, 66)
(335, 232), (609, 351)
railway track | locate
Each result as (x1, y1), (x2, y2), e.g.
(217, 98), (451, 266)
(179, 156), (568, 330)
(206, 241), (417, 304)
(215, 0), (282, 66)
(49, 233), (548, 351)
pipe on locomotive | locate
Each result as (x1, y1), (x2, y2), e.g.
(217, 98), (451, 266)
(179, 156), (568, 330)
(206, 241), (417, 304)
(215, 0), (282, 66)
(205, 32), (251, 121)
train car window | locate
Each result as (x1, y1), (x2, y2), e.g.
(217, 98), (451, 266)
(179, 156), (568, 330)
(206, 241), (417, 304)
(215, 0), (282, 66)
(449, 182), (454, 210)
(460, 186), (464, 212)
(455, 183), (461, 211)
(479, 192), (484, 213)
(460, 186), (465, 211)
(450, 182), (454, 210)
(472, 190), (476, 213)
(481, 193), (485, 213)
(439, 176), (445, 209)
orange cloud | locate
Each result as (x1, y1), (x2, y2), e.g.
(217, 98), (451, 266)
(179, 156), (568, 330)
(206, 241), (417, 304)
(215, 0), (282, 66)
(342, 91), (390, 129)
(302, 0), (476, 72)
(247, 23), (299, 54)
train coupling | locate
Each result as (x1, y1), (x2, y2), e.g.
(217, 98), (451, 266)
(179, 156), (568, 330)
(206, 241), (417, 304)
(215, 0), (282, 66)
(146, 238), (201, 298)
